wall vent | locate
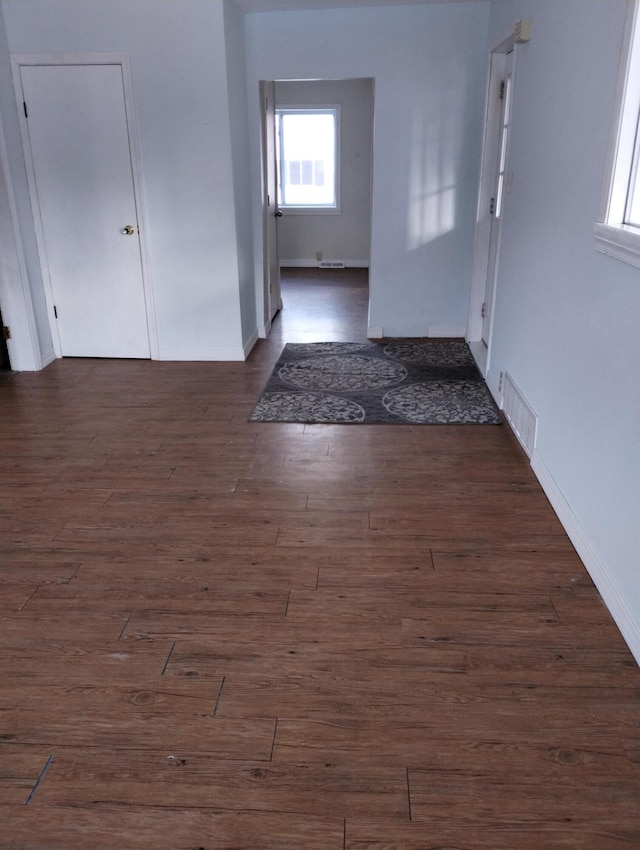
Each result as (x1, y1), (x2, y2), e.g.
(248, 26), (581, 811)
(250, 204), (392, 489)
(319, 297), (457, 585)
(318, 261), (345, 269)
(502, 372), (538, 458)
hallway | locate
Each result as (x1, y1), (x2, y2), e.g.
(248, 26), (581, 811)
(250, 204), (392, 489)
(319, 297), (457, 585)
(267, 267), (370, 348)
(0, 272), (638, 848)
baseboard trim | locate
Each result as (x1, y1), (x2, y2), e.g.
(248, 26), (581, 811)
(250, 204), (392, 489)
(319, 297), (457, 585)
(243, 329), (259, 359)
(156, 347), (247, 362)
(40, 346), (57, 369)
(427, 325), (467, 338)
(468, 339), (488, 375)
(366, 326), (466, 340)
(531, 449), (640, 665)
(484, 367), (502, 404)
(258, 318), (271, 340)
(280, 259), (369, 269)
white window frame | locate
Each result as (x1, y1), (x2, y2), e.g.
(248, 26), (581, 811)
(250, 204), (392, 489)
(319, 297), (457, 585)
(595, 0), (640, 268)
(276, 105), (341, 216)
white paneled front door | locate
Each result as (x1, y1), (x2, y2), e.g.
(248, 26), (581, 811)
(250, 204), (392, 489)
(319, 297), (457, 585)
(483, 49), (515, 347)
(19, 62), (151, 358)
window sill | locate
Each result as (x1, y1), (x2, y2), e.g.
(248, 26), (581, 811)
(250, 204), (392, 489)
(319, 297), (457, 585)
(280, 207), (341, 217)
(594, 221), (640, 269)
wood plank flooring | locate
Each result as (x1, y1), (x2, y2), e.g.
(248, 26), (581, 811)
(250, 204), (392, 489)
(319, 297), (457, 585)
(1, 268), (638, 849)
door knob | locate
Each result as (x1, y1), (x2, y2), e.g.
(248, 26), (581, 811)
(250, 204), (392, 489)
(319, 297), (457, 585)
(275, 210), (283, 218)
(122, 225), (136, 235)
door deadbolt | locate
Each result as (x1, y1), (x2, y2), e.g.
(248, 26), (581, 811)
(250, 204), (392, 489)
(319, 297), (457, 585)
(122, 225), (136, 235)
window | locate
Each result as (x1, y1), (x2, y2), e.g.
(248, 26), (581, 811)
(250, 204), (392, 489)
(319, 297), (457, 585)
(276, 108), (340, 213)
(595, 0), (640, 267)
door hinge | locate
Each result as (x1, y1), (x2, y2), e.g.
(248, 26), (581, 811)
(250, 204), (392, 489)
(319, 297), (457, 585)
(23, 101), (28, 118)
(489, 197), (496, 215)
(2, 325), (11, 340)
(481, 302), (486, 318)
(53, 305), (58, 319)
(499, 81), (505, 100)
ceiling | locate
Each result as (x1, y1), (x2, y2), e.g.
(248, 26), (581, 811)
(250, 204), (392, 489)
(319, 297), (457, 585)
(233, 0), (484, 13)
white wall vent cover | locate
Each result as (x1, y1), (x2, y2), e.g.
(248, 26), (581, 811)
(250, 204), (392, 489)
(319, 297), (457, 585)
(502, 372), (538, 458)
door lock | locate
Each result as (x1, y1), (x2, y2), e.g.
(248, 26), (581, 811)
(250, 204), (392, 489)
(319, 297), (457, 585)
(122, 225), (136, 235)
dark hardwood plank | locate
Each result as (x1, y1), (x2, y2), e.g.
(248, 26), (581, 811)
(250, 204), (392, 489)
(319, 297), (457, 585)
(0, 745), (54, 805)
(346, 820), (640, 850)
(0, 640), (175, 683)
(0, 805), (345, 850)
(0, 685), (274, 756)
(34, 749), (409, 819)
(407, 766), (640, 833)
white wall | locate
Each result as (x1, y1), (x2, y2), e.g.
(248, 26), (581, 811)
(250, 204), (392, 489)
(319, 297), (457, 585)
(245, 2), (491, 337)
(274, 77), (373, 268)
(1, 0), (248, 361)
(485, 0), (640, 660)
(0, 5), (49, 369)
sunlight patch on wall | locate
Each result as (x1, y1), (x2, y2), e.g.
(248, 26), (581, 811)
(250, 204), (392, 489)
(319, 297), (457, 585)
(407, 100), (458, 250)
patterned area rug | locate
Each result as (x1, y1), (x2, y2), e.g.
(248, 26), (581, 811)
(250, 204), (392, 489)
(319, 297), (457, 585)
(250, 341), (501, 425)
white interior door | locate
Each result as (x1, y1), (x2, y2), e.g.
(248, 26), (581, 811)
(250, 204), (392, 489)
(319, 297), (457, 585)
(20, 63), (150, 358)
(482, 49), (515, 346)
(260, 80), (282, 326)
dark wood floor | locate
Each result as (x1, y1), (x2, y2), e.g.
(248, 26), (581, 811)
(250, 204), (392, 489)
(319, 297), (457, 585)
(1, 268), (638, 849)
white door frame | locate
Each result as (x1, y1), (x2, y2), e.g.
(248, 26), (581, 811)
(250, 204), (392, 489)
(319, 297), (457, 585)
(11, 53), (158, 360)
(257, 77), (375, 339)
(467, 34), (517, 376)
(258, 79), (281, 337)
(0, 108), (42, 371)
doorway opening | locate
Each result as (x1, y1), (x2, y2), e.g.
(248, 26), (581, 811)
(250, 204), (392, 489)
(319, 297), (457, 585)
(267, 267), (369, 352)
(260, 77), (374, 339)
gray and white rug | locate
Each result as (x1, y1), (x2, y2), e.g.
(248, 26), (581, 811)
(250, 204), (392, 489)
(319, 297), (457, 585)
(250, 341), (501, 425)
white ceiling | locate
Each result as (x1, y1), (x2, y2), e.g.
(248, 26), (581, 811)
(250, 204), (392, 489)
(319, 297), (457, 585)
(233, 0), (484, 13)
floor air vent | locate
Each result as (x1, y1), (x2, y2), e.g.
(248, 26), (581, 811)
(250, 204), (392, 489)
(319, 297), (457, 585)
(502, 372), (538, 458)
(318, 261), (345, 269)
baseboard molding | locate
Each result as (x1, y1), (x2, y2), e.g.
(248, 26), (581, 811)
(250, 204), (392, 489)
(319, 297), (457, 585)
(484, 367), (502, 404)
(258, 318), (271, 340)
(427, 325), (466, 338)
(156, 347), (247, 362)
(39, 346), (57, 369)
(468, 339), (488, 375)
(531, 450), (640, 665)
(243, 329), (259, 359)
(280, 259), (369, 269)
(366, 326), (466, 340)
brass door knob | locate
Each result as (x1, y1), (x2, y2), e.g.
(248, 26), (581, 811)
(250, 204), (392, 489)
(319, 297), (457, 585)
(122, 225), (135, 235)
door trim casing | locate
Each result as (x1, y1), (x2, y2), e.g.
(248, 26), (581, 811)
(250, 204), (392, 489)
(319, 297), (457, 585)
(258, 79), (281, 336)
(466, 34), (517, 376)
(10, 53), (158, 360)
(0, 101), (41, 370)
